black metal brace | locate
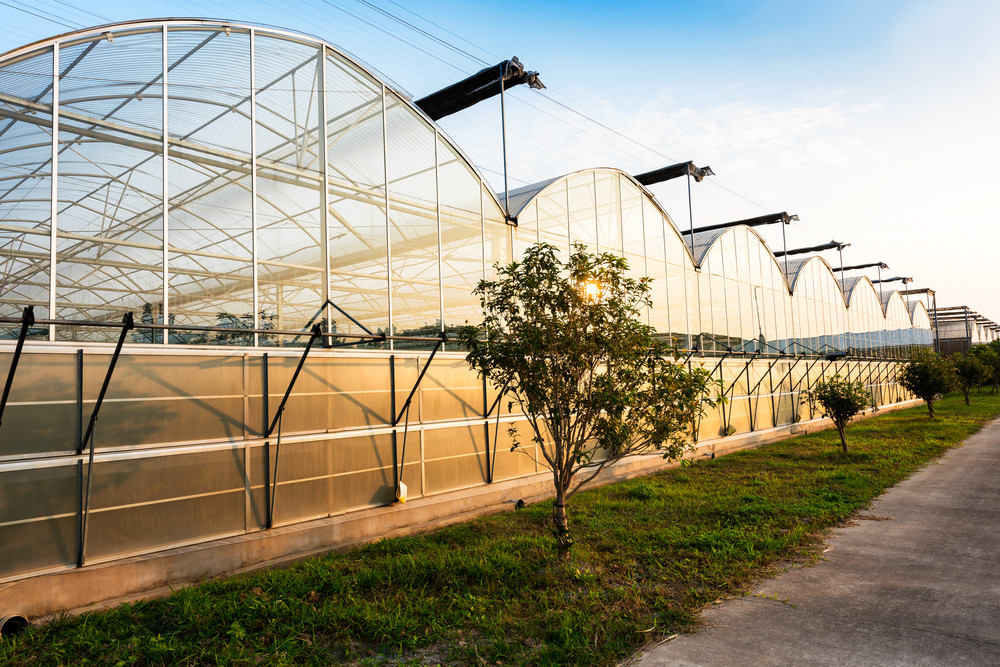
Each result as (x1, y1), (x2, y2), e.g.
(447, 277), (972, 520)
(742, 355), (783, 432)
(77, 312), (134, 567)
(0, 305), (34, 431)
(694, 351), (731, 441)
(265, 323), (323, 530)
(768, 356), (803, 427)
(721, 353), (758, 435)
(790, 356), (825, 420)
(392, 332), (448, 500)
(483, 381), (511, 483)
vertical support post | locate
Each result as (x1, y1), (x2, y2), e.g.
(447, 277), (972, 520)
(382, 84), (393, 347)
(250, 29), (260, 347)
(76, 348), (83, 451)
(161, 25), (170, 345)
(780, 216), (789, 282)
(932, 292), (939, 353)
(49, 44), (59, 341)
(389, 354), (398, 491)
(686, 170), (695, 256)
(499, 62), (509, 218)
(964, 306), (971, 353)
(319, 47), (333, 346)
(261, 351), (269, 528)
(434, 132), (444, 337)
(483, 377), (492, 483)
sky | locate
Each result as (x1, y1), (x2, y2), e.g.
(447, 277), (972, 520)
(1, 0), (998, 321)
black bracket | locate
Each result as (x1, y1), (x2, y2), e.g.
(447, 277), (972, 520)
(768, 356), (803, 427)
(484, 381), (510, 484)
(77, 311), (134, 567)
(0, 305), (34, 432)
(392, 332), (447, 499)
(265, 323), (323, 530)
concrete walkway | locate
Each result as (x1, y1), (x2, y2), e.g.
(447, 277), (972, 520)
(633, 418), (1000, 666)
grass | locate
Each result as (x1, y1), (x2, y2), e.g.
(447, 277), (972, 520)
(4, 393), (1000, 666)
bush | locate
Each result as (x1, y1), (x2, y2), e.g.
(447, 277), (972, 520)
(899, 348), (956, 418)
(806, 375), (871, 453)
(952, 352), (989, 406)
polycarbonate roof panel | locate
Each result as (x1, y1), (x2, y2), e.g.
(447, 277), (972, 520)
(501, 175), (561, 218)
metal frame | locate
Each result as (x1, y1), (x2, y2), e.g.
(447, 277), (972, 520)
(391, 331), (447, 500)
(76, 311), (134, 567)
(0, 306), (34, 430)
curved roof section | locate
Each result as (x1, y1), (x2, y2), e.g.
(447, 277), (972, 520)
(838, 275), (868, 304)
(502, 167), (697, 265)
(909, 300), (931, 326)
(692, 225), (792, 292)
(504, 176), (562, 217)
(0, 18), (506, 215)
(785, 256), (845, 305)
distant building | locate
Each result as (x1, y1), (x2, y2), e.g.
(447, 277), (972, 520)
(931, 307), (1000, 355)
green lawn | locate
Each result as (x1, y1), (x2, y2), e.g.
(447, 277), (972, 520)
(5, 393), (1000, 666)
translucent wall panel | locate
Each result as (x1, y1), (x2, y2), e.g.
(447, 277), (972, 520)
(622, 180), (653, 326)
(255, 36), (324, 340)
(438, 136), (483, 339)
(512, 199), (537, 260)
(269, 434), (399, 526)
(536, 178), (568, 258)
(595, 170), (622, 254)
(657, 202), (691, 349)
(56, 30), (164, 341)
(168, 28), (254, 342)
(484, 188), (511, 282)
(85, 447), (246, 560)
(0, 462), (78, 576)
(0, 47), (53, 333)
(566, 172), (596, 250)
(385, 94), (439, 347)
(325, 51), (388, 339)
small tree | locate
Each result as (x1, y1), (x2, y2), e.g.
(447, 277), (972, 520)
(461, 243), (717, 560)
(952, 352), (988, 406)
(806, 375), (871, 454)
(899, 348), (956, 418)
(969, 345), (999, 394)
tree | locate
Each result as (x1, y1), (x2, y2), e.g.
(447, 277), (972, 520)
(899, 348), (956, 418)
(969, 345), (999, 394)
(460, 243), (717, 560)
(952, 352), (988, 405)
(806, 375), (871, 454)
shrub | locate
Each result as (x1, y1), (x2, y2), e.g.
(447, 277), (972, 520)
(899, 348), (956, 418)
(806, 375), (871, 453)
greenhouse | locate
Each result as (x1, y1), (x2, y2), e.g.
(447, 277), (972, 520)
(0, 20), (932, 594)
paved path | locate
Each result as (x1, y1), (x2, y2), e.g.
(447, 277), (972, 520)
(633, 418), (1000, 666)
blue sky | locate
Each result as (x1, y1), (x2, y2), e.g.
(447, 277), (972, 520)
(2, 1), (998, 320)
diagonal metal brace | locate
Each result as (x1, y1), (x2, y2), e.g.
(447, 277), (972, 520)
(78, 312), (134, 455)
(266, 324), (323, 439)
(0, 305), (34, 431)
(265, 323), (323, 529)
(77, 311), (134, 567)
(393, 332), (448, 427)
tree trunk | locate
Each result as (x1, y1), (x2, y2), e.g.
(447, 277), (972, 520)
(837, 425), (848, 454)
(927, 400), (935, 418)
(552, 489), (573, 561)
(963, 389), (971, 406)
